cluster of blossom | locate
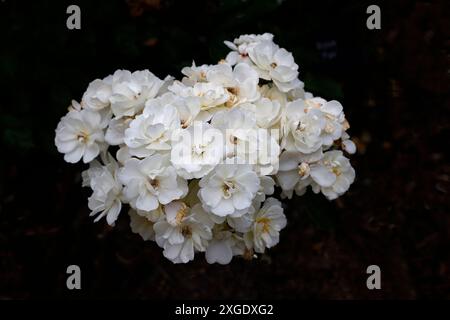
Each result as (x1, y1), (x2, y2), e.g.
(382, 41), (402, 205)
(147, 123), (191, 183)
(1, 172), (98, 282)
(55, 33), (356, 264)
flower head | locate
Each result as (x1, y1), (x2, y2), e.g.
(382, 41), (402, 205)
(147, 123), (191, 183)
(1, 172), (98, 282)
(198, 163), (260, 217)
(154, 201), (213, 263)
(82, 153), (123, 225)
(119, 154), (188, 212)
(110, 69), (164, 118)
(309, 150), (355, 200)
(55, 107), (106, 163)
(244, 198), (286, 253)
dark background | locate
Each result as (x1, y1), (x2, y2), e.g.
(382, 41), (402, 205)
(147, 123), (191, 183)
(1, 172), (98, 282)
(0, 0), (449, 299)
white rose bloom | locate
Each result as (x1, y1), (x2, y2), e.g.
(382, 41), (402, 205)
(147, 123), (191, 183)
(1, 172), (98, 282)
(275, 150), (323, 198)
(205, 224), (246, 264)
(124, 95), (180, 157)
(254, 130), (280, 176)
(55, 107), (106, 163)
(105, 116), (133, 145)
(282, 99), (326, 154)
(55, 34), (358, 264)
(240, 97), (281, 129)
(259, 84), (288, 106)
(224, 33), (274, 66)
(309, 150), (355, 200)
(116, 145), (132, 165)
(169, 80), (228, 111)
(211, 107), (256, 157)
(181, 62), (211, 85)
(166, 92), (201, 129)
(171, 121), (224, 179)
(81, 75), (113, 111)
(253, 175), (276, 207)
(134, 205), (165, 222)
(287, 83), (307, 101)
(129, 205), (165, 241)
(198, 162), (260, 217)
(341, 132), (356, 154)
(227, 209), (255, 233)
(206, 63), (260, 107)
(247, 40), (301, 92)
(129, 208), (156, 241)
(81, 153), (123, 226)
(244, 197), (286, 253)
(154, 201), (213, 264)
(110, 69), (164, 118)
(304, 98), (346, 146)
(119, 154), (188, 212)
(211, 107), (280, 175)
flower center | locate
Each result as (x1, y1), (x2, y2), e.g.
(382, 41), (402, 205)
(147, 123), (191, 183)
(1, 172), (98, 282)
(77, 131), (89, 143)
(298, 163), (309, 177)
(175, 202), (189, 226)
(148, 178), (159, 190)
(296, 121), (307, 132)
(270, 62), (277, 68)
(256, 217), (271, 233)
(331, 167), (341, 176)
(181, 225), (192, 237)
(225, 87), (239, 107)
(222, 180), (236, 199)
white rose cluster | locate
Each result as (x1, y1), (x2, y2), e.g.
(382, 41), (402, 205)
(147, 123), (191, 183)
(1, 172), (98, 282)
(55, 33), (356, 264)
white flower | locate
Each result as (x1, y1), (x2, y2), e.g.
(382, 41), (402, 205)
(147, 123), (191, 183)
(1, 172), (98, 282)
(275, 150), (323, 198)
(282, 99), (326, 154)
(224, 33), (274, 66)
(206, 62), (260, 107)
(124, 94), (180, 157)
(171, 121), (224, 179)
(55, 34), (358, 264)
(240, 97), (281, 129)
(211, 107), (256, 157)
(82, 75), (113, 111)
(129, 205), (165, 241)
(248, 40), (301, 92)
(154, 201), (213, 263)
(341, 132), (356, 154)
(205, 224), (246, 264)
(81, 153), (123, 225)
(244, 198), (286, 253)
(105, 116), (133, 145)
(259, 84), (288, 106)
(119, 154), (188, 212)
(116, 145), (133, 165)
(181, 62), (211, 85)
(129, 208), (158, 241)
(306, 98), (346, 146)
(198, 162), (260, 217)
(168, 93), (201, 128)
(253, 175), (276, 207)
(110, 69), (164, 118)
(55, 108), (106, 163)
(169, 80), (228, 112)
(309, 150), (355, 200)
(211, 107), (280, 175)
(254, 130), (280, 176)
(134, 205), (165, 222)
